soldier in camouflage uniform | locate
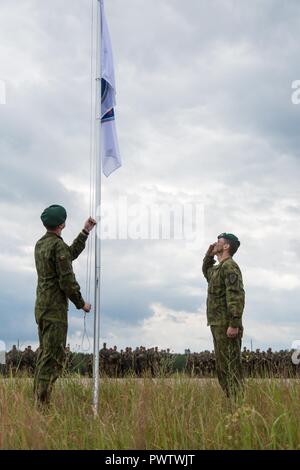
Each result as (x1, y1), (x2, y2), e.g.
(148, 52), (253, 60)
(152, 346), (160, 376)
(134, 346), (146, 376)
(33, 204), (96, 406)
(124, 347), (134, 376)
(202, 233), (245, 399)
(6, 345), (20, 375)
(87, 353), (93, 377)
(21, 345), (36, 376)
(120, 350), (125, 377)
(139, 346), (148, 376)
(100, 343), (109, 376)
(64, 344), (72, 373)
(254, 348), (261, 377)
(110, 345), (120, 377)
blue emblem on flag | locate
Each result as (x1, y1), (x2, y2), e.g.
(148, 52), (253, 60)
(101, 78), (109, 103)
(101, 78), (115, 123)
(102, 108), (115, 123)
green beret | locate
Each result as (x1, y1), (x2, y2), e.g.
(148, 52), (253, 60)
(41, 205), (67, 228)
(218, 232), (240, 245)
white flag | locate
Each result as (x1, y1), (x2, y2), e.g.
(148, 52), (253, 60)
(100, 0), (121, 177)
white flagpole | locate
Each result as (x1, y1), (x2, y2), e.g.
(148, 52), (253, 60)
(93, 0), (102, 416)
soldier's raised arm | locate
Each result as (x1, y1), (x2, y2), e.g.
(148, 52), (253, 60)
(222, 262), (245, 329)
(69, 217), (97, 261)
(55, 241), (85, 310)
(69, 232), (88, 261)
(202, 244), (217, 281)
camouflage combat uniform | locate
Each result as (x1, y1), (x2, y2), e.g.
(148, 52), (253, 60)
(100, 343), (109, 376)
(21, 346), (36, 375)
(6, 345), (20, 375)
(202, 254), (245, 398)
(34, 231), (88, 404)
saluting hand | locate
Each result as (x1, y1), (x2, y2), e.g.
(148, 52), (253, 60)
(206, 243), (216, 257)
(84, 217), (97, 233)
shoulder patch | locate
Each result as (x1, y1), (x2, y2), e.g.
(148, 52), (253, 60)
(228, 273), (238, 284)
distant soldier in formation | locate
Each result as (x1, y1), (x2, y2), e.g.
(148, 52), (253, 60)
(123, 347), (134, 376)
(64, 344), (72, 372)
(151, 346), (160, 376)
(109, 346), (120, 377)
(87, 353), (93, 377)
(6, 345), (20, 374)
(203, 233), (245, 399)
(21, 345), (36, 376)
(100, 342), (109, 376)
(135, 346), (147, 376)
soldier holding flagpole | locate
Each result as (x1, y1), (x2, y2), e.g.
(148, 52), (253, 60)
(34, 206), (96, 407)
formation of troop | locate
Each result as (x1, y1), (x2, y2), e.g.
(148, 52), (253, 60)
(97, 344), (173, 377)
(5, 345), (36, 375)
(2, 344), (174, 378)
(185, 347), (300, 378)
(2, 344), (299, 378)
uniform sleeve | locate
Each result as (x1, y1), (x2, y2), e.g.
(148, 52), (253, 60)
(222, 263), (245, 328)
(202, 255), (216, 282)
(69, 232), (88, 261)
(55, 241), (85, 309)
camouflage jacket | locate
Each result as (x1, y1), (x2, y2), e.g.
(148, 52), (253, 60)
(202, 255), (245, 328)
(34, 231), (88, 324)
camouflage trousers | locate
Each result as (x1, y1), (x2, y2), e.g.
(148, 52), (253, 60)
(34, 320), (67, 405)
(210, 325), (244, 399)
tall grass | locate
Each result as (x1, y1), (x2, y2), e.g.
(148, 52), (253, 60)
(0, 374), (300, 450)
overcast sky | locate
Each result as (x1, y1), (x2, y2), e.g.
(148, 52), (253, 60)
(0, 0), (300, 354)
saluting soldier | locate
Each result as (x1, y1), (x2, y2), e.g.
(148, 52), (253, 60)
(33, 204), (96, 407)
(202, 233), (245, 399)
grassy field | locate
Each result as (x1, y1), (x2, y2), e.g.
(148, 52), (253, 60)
(0, 375), (300, 450)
